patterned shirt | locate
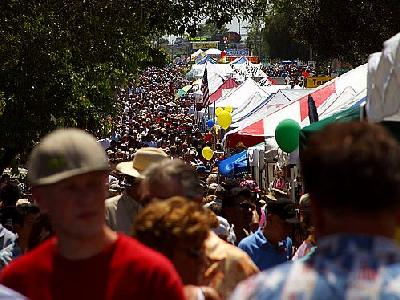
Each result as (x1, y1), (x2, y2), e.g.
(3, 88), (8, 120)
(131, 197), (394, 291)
(203, 232), (259, 299)
(230, 234), (400, 300)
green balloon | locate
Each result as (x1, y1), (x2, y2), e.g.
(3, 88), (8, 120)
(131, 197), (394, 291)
(275, 119), (301, 153)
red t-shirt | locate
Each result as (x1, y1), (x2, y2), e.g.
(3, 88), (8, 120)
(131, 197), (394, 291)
(0, 234), (185, 300)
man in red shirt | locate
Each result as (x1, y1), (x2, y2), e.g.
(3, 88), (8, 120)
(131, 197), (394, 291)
(0, 128), (185, 300)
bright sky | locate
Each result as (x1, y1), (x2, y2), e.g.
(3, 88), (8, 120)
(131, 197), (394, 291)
(228, 17), (249, 37)
(166, 17), (249, 44)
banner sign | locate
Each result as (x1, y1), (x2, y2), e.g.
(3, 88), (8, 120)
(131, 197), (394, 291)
(188, 37), (208, 41)
(226, 48), (250, 56)
(306, 76), (332, 88)
(192, 41), (219, 49)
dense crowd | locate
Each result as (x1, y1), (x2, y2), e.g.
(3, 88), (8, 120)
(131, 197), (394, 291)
(264, 62), (316, 87)
(0, 60), (399, 300)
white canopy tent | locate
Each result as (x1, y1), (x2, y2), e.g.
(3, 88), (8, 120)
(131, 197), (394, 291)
(211, 78), (267, 109)
(231, 88), (312, 129)
(186, 64), (234, 80)
(205, 48), (222, 55)
(232, 85), (289, 125)
(367, 32), (400, 122)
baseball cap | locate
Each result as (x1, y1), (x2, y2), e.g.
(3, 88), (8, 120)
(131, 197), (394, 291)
(266, 198), (298, 223)
(28, 128), (110, 186)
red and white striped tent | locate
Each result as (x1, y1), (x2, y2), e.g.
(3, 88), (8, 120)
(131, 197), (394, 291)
(209, 78), (238, 104)
(226, 64), (367, 148)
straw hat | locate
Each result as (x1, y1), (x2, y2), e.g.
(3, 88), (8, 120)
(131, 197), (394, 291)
(116, 147), (168, 178)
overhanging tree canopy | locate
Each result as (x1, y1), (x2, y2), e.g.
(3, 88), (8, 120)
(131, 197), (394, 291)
(0, 0), (247, 171)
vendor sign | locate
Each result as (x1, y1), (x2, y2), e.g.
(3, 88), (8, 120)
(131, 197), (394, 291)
(192, 41), (219, 49)
(306, 76), (332, 88)
(226, 48), (250, 56)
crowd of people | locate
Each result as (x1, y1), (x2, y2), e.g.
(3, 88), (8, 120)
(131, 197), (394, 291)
(264, 62), (316, 87)
(0, 61), (399, 300)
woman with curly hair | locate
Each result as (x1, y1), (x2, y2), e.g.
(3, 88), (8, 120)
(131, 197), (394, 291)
(132, 196), (220, 300)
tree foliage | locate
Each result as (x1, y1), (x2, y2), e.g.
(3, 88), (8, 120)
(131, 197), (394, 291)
(0, 0), (246, 170)
(197, 21), (229, 40)
(247, 0), (400, 64)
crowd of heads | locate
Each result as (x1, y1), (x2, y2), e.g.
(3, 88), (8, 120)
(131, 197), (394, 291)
(2, 57), (400, 299)
(104, 66), (206, 163)
(264, 62), (316, 87)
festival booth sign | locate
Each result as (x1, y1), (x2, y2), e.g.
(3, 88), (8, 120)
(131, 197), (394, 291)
(305, 76), (332, 88)
(218, 150), (248, 177)
(226, 64), (368, 148)
(192, 41), (219, 50)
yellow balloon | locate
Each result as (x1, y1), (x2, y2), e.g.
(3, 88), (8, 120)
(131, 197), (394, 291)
(202, 147), (214, 160)
(215, 107), (223, 117)
(225, 105), (233, 113)
(217, 110), (232, 130)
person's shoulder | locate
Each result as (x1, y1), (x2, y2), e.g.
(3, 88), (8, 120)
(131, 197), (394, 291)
(238, 231), (259, 249)
(105, 194), (122, 208)
(220, 241), (260, 273)
(114, 234), (176, 272)
(1, 238), (55, 280)
(230, 261), (297, 300)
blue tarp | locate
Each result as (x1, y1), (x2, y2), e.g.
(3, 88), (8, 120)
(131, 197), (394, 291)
(218, 150), (248, 177)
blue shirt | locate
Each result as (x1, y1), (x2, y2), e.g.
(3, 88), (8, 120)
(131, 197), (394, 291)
(231, 234), (400, 300)
(238, 230), (291, 271)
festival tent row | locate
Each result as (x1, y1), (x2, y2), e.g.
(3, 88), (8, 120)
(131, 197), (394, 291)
(225, 89), (313, 147)
(186, 64), (234, 81)
(301, 33), (400, 147)
(230, 58), (268, 79)
(231, 86), (294, 126)
(211, 78), (268, 109)
(225, 64), (368, 147)
(186, 62), (269, 83)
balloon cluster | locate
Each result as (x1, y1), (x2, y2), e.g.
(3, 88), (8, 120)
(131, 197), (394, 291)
(275, 119), (300, 153)
(203, 106), (233, 161)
